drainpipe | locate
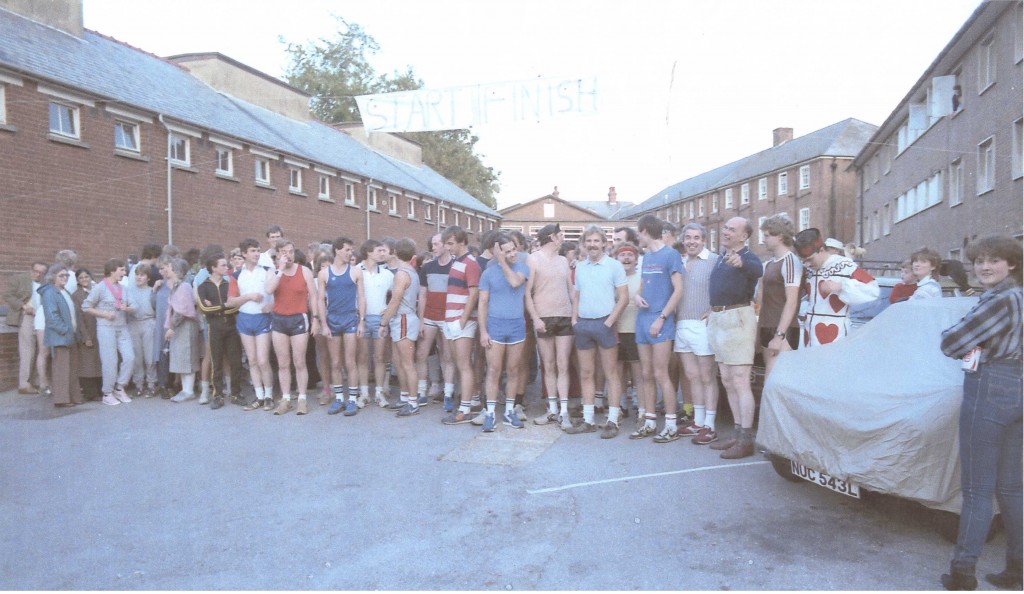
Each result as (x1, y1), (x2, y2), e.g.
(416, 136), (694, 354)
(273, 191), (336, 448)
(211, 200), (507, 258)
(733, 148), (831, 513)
(365, 178), (373, 242)
(829, 158), (837, 239)
(157, 114), (173, 244)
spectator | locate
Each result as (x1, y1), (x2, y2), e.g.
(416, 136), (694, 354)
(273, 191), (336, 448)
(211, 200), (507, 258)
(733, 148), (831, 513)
(4, 261), (47, 394)
(909, 247), (942, 300)
(889, 260), (918, 304)
(39, 264), (82, 408)
(165, 258), (201, 402)
(72, 269), (102, 400)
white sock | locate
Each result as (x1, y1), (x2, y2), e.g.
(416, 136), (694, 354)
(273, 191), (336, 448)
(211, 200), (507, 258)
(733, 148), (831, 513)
(181, 373), (195, 394)
(559, 399), (568, 416)
(583, 404), (595, 424)
(417, 380), (428, 397)
(608, 406), (621, 425)
(200, 380), (210, 395)
(281, 393), (291, 401)
(444, 383), (456, 398)
(548, 398), (558, 414)
(694, 405), (706, 428)
(486, 401), (496, 414)
(665, 413), (677, 432)
(298, 394), (306, 400)
(705, 410), (717, 431)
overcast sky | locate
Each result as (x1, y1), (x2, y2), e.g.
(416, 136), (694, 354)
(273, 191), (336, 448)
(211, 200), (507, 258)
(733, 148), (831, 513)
(83, 0), (982, 210)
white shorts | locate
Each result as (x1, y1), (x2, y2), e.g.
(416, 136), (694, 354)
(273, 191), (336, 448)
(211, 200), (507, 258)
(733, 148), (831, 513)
(443, 319), (478, 341)
(673, 319), (713, 356)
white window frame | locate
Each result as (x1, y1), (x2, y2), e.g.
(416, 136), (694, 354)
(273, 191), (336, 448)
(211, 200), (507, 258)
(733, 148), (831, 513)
(698, 198), (705, 217)
(113, 120), (139, 152)
(799, 165), (810, 190)
(478, 217), (484, 232)
(799, 208), (810, 232)
(740, 183), (749, 205)
(254, 157), (270, 185)
(318, 175), (330, 200)
(758, 216), (767, 244)
(724, 188), (733, 209)
(407, 199), (416, 219)
(883, 203), (891, 235)
(949, 158), (963, 206)
(896, 171), (943, 221)
(688, 201), (694, 220)
(543, 203), (555, 218)
(368, 187), (379, 211)
(977, 136), (995, 194)
(0, 84), (6, 125)
(1013, 118), (1023, 180)
(388, 193), (398, 214)
(424, 203), (433, 221)
(439, 207), (447, 224)
(215, 146), (233, 176)
(168, 133), (190, 166)
(49, 101), (79, 139)
(777, 172), (788, 195)
(978, 34), (996, 93)
(344, 182), (356, 205)
(453, 211), (460, 227)
(758, 177), (768, 200)
(288, 167), (303, 193)
(711, 194), (718, 213)
(709, 229), (717, 251)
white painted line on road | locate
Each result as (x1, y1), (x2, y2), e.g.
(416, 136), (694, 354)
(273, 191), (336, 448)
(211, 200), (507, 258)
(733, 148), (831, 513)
(526, 460), (769, 495)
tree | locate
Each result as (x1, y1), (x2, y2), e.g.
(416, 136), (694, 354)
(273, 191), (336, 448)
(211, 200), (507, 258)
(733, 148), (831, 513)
(283, 18), (500, 208)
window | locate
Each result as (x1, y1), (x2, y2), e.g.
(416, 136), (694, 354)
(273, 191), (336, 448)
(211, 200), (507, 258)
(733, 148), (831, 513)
(799, 165), (810, 190)
(1013, 118), (1023, 179)
(215, 147), (232, 176)
(49, 102), (79, 138)
(978, 34), (995, 92)
(949, 158), (963, 206)
(758, 216), (767, 244)
(388, 193), (398, 214)
(711, 193), (718, 213)
(883, 203), (891, 235)
(740, 183), (749, 205)
(724, 188), (733, 209)
(439, 208), (446, 224)
(871, 211), (880, 241)
(344, 182), (355, 205)
(0, 84), (6, 124)
(952, 67), (964, 113)
(977, 137), (995, 194)
(758, 177), (767, 200)
(896, 172), (943, 221)
(424, 203), (432, 221)
(698, 198), (705, 217)
(709, 229), (717, 251)
(368, 188), (378, 210)
(478, 217), (484, 233)
(289, 167), (302, 192)
(543, 203), (555, 218)
(254, 157), (270, 185)
(453, 212), (459, 226)
(777, 172), (788, 195)
(169, 133), (189, 166)
(799, 208), (810, 231)
(407, 199), (415, 218)
(318, 175), (330, 199)
(949, 248), (963, 263)
(114, 120), (139, 152)
(688, 201), (694, 220)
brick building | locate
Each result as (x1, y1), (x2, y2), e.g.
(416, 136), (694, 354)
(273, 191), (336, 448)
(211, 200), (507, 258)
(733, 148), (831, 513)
(617, 120), (877, 259)
(0, 0), (498, 389)
(851, 0), (1023, 263)
(499, 186), (636, 243)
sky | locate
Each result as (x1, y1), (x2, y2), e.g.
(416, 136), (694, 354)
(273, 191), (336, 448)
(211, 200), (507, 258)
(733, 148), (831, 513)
(82, 0), (983, 211)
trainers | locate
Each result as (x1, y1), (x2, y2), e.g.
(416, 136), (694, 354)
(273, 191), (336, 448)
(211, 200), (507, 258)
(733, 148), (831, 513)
(654, 427), (681, 443)
(710, 437), (737, 451)
(273, 399), (292, 415)
(502, 409), (524, 429)
(481, 412), (496, 433)
(514, 404), (527, 420)
(319, 393), (332, 406)
(629, 425), (657, 440)
(443, 396), (455, 412)
(113, 387), (132, 404)
(533, 412), (559, 425)
(470, 403), (483, 414)
(101, 394), (121, 406)
(442, 410), (474, 425)
(691, 427), (719, 445)
(262, 398), (275, 411)
(417, 394), (429, 407)
(198, 390), (210, 405)
(601, 422), (620, 439)
(210, 397), (225, 410)
(170, 390), (196, 403)
(565, 421), (596, 434)
(357, 394), (370, 409)
(142, 387), (157, 398)
(387, 400), (407, 411)
(396, 403), (420, 417)
(296, 399), (308, 415)
(679, 420), (702, 437)
(243, 399), (262, 411)
(341, 400), (357, 416)
(560, 415), (574, 431)
(327, 399), (345, 415)
(720, 440), (755, 459)
(375, 392), (390, 408)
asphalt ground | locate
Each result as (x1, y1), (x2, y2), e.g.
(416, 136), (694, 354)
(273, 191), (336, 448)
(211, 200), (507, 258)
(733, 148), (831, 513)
(0, 383), (1009, 590)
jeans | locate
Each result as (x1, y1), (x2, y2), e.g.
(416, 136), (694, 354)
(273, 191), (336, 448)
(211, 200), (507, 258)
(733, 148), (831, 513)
(954, 359), (1023, 567)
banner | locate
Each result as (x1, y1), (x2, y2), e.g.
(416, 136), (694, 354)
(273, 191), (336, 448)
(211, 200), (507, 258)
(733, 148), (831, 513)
(355, 76), (598, 133)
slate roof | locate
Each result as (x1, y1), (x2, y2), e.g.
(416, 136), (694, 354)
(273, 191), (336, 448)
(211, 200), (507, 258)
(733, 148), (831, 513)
(617, 118), (877, 219)
(0, 7), (498, 217)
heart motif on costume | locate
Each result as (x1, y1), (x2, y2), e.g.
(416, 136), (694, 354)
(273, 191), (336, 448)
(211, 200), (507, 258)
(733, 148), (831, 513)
(814, 323), (839, 345)
(817, 280), (830, 298)
(828, 294), (845, 313)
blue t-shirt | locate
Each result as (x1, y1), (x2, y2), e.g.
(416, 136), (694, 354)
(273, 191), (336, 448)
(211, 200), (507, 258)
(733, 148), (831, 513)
(574, 254), (627, 318)
(479, 259), (530, 320)
(640, 245), (684, 314)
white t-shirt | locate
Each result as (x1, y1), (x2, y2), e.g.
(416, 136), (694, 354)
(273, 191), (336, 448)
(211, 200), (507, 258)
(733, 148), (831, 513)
(359, 263), (394, 316)
(236, 265), (273, 315)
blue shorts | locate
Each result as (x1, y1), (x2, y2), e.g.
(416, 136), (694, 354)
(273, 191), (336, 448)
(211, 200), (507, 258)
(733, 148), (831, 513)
(272, 313), (308, 337)
(327, 311), (359, 335)
(236, 312), (272, 337)
(362, 314), (382, 338)
(574, 317), (619, 350)
(635, 311), (675, 345)
(487, 317), (526, 345)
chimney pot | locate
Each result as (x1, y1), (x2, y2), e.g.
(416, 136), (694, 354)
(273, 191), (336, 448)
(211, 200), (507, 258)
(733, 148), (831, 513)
(773, 127), (794, 147)
(608, 186), (617, 205)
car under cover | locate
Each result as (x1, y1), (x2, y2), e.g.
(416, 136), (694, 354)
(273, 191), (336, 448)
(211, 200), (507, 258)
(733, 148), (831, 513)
(758, 297), (980, 513)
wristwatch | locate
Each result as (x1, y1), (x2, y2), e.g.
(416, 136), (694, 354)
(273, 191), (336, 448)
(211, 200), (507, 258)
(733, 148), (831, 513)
(658, 313), (667, 320)
(775, 330), (786, 338)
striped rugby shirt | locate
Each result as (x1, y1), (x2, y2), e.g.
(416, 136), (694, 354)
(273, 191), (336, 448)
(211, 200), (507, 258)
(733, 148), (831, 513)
(444, 252), (481, 323)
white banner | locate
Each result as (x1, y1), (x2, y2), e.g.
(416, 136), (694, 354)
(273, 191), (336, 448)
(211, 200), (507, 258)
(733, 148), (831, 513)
(355, 76), (598, 133)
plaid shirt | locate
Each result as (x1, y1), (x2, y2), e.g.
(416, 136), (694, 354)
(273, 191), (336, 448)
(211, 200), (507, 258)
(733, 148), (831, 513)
(940, 279), (1023, 363)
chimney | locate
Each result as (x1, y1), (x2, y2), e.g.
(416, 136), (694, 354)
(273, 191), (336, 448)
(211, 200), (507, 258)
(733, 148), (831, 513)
(552, 185), (559, 199)
(773, 127), (793, 147)
(1, 0), (83, 36)
(608, 186), (617, 205)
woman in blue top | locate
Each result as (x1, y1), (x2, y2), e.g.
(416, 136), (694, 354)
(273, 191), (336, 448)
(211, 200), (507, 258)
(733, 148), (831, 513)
(40, 264), (82, 407)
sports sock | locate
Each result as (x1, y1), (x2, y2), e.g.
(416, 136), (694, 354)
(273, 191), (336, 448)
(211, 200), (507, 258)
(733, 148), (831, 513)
(705, 410), (717, 431)
(583, 404), (595, 424)
(333, 384), (343, 401)
(505, 398), (516, 414)
(559, 399), (568, 417)
(694, 405), (706, 428)
(608, 406), (621, 425)
(348, 386), (359, 402)
(547, 397), (558, 414)
(665, 413), (677, 432)
(645, 413), (657, 430)
(417, 380), (428, 398)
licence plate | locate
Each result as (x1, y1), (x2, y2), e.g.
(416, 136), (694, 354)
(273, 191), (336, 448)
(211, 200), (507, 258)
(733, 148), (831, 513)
(790, 461), (861, 499)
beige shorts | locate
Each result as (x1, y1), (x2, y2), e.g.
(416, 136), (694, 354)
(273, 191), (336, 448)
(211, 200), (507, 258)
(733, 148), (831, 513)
(443, 319), (478, 341)
(707, 306), (756, 366)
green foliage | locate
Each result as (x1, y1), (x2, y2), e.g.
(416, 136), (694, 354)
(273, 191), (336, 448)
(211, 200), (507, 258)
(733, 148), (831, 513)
(283, 18), (500, 209)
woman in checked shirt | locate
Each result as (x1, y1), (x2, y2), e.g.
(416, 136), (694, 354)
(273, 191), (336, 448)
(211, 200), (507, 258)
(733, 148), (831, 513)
(939, 235), (1023, 591)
